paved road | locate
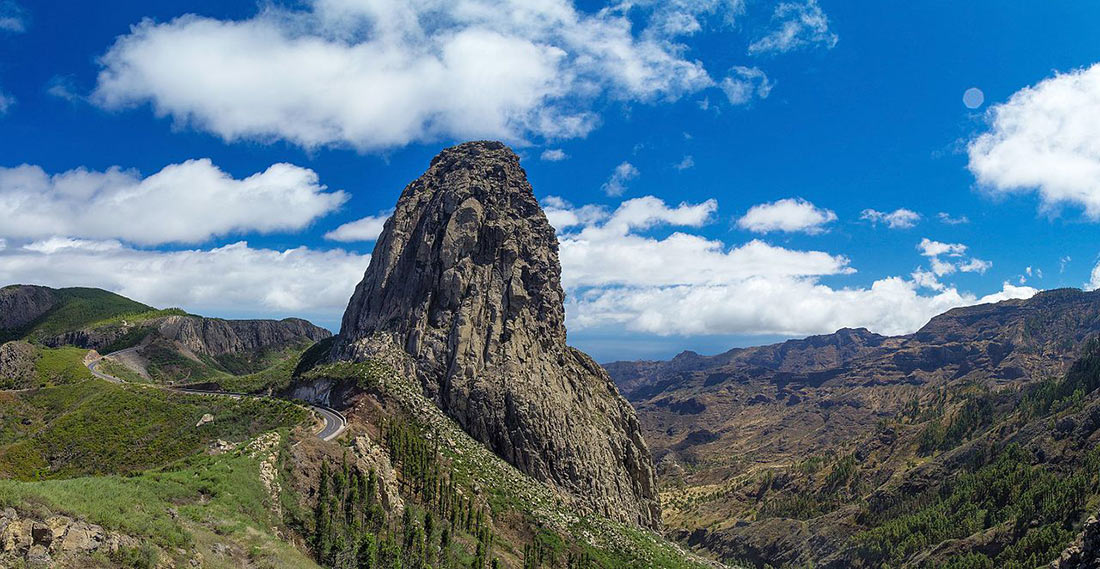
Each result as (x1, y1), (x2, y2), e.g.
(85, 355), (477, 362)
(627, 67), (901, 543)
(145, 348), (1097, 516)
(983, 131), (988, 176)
(87, 349), (347, 441)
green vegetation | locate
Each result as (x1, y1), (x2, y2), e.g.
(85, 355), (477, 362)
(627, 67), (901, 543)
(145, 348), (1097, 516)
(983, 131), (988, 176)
(0, 438), (319, 568)
(217, 347), (305, 393)
(1021, 337), (1100, 418)
(0, 344), (96, 390)
(97, 358), (149, 384)
(855, 444), (1096, 568)
(299, 357), (394, 393)
(2, 287), (155, 342)
(142, 341), (227, 384)
(0, 379), (308, 479)
(32, 346), (94, 386)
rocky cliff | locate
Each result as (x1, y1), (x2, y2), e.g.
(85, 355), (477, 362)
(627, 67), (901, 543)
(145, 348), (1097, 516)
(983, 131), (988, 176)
(333, 141), (660, 529)
(0, 285), (57, 332)
(145, 315), (330, 357)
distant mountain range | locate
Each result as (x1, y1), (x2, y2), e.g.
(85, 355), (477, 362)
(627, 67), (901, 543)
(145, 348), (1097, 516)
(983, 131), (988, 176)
(605, 287), (1100, 567)
(0, 284), (329, 390)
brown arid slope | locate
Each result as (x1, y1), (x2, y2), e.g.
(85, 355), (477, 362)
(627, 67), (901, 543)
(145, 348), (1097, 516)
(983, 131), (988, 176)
(606, 288), (1100, 567)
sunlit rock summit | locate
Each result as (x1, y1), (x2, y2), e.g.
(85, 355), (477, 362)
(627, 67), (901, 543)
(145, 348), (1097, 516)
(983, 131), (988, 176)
(333, 141), (661, 528)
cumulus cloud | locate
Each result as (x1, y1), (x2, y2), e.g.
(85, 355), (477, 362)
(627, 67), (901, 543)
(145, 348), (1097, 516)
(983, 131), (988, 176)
(541, 196), (609, 231)
(1091, 262), (1100, 291)
(92, 0), (719, 151)
(550, 196), (1032, 337)
(737, 197), (836, 234)
(918, 238), (967, 258)
(917, 238), (991, 276)
(0, 1), (25, 33)
(324, 210), (393, 242)
(720, 66), (773, 105)
(0, 240), (369, 325)
(0, 160), (346, 245)
(748, 0), (837, 55)
(969, 63), (1100, 219)
(540, 149), (568, 162)
(601, 161), (640, 196)
(675, 155), (695, 170)
(861, 208), (921, 229)
(937, 212), (969, 225)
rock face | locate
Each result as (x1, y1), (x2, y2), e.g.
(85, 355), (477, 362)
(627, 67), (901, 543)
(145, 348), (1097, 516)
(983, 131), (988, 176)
(0, 508), (137, 568)
(334, 141), (660, 528)
(1052, 515), (1100, 568)
(0, 341), (36, 388)
(153, 315), (331, 357)
(0, 285), (56, 331)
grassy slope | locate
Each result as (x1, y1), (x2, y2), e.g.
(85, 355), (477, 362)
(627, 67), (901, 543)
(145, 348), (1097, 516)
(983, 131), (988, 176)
(8, 287), (154, 342)
(0, 440), (319, 569)
(33, 346), (95, 385)
(0, 379), (308, 479)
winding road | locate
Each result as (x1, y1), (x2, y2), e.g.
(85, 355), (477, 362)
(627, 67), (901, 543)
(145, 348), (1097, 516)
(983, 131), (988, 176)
(87, 349), (347, 441)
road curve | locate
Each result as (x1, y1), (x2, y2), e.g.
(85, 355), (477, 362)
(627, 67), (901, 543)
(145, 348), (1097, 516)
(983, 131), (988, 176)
(87, 350), (347, 441)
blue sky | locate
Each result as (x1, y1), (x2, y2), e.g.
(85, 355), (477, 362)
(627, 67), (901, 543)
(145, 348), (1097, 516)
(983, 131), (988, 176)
(1, 0), (1099, 361)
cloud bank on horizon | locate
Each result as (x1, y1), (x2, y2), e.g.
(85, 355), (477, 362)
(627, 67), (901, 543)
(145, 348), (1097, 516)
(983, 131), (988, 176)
(0, 0), (1098, 352)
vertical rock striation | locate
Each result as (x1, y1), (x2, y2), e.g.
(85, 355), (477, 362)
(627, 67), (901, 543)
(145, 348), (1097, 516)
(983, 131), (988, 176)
(334, 141), (661, 529)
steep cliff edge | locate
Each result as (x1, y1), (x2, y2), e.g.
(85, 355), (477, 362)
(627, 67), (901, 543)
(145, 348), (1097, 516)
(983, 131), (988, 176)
(332, 141), (660, 529)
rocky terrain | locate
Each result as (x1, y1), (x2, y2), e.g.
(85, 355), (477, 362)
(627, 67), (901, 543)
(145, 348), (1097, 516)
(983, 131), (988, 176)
(329, 140), (660, 529)
(606, 288), (1100, 567)
(0, 284), (330, 387)
(0, 507), (140, 568)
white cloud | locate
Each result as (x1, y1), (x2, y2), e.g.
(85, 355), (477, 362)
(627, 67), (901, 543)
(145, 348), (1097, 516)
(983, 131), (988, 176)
(937, 212), (969, 225)
(918, 238), (967, 258)
(0, 159), (346, 245)
(747, 0), (837, 55)
(958, 258), (992, 274)
(46, 76), (82, 102)
(571, 278), (1034, 337)
(324, 210), (393, 242)
(980, 282), (1039, 304)
(720, 66), (773, 105)
(861, 208), (921, 229)
(675, 155), (695, 170)
(917, 238), (990, 276)
(736, 197), (836, 234)
(601, 161), (640, 196)
(541, 149), (568, 161)
(0, 90), (12, 115)
(0, 240), (369, 325)
(541, 196), (608, 231)
(0, 1), (25, 33)
(1090, 262), (1100, 291)
(550, 196), (1034, 337)
(92, 1), (718, 151)
(969, 63), (1100, 219)
(23, 237), (123, 254)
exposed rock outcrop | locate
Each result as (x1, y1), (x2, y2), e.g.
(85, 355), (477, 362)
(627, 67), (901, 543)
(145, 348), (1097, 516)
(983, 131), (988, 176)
(333, 141), (660, 529)
(0, 285), (56, 331)
(153, 315), (331, 357)
(0, 341), (36, 388)
(0, 508), (138, 568)
(1052, 515), (1100, 569)
(45, 315), (330, 357)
